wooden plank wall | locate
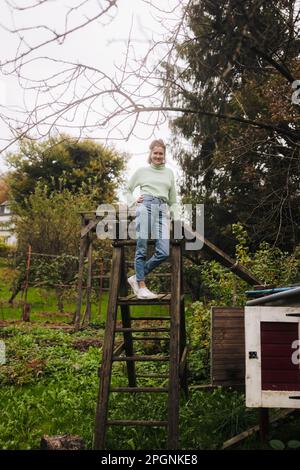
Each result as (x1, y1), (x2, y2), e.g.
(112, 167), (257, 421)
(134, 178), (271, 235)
(211, 307), (245, 388)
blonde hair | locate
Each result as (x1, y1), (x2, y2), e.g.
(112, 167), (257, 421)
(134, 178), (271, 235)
(147, 139), (166, 164)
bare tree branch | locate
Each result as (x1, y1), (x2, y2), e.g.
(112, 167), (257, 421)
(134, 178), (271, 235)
(0, 0), (299, 158)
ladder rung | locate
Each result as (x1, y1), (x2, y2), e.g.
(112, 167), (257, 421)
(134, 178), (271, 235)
(115, 327), (169, 333)
(130, 316), (171, 321)
(112, 355), (169, 362)
(110, 387), (168, 393)
(132, 336), (170, 341)
(107, 420), (168, 427)
(113, 342), (125, 356)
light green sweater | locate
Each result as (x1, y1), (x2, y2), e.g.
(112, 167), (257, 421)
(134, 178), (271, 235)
(123, 162), (181, 220)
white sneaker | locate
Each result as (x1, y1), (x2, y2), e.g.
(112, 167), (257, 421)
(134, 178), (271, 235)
(128, 275), (139, 296)
(137, 287), (158, 299)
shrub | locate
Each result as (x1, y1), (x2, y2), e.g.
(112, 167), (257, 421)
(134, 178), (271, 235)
(0, 237), (14, 257)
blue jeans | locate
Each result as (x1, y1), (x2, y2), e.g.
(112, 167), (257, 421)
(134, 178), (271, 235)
(135, 194), (170, 282)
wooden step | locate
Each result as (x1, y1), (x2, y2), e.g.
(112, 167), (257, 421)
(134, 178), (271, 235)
(115, 327), (169, 333)
(130, 316), (171, 321)
(107, 420), (168, 426)
(118, 293), (172, 305)
(112, 355), (169, 362)
(131, 336), (170, 341)
(110, 387), (168, 393)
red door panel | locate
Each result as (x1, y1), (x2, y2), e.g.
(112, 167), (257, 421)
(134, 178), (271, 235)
(261, 322), (300, 391)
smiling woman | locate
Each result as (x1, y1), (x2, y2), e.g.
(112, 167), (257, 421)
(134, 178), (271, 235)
(123, 139), (180, 299)
(147, 139), (166, 164)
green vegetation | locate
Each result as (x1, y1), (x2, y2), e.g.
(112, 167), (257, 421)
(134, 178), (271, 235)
(1, 319), (299, 450)
(1, 0), (300, 452)
(1, 225), (300, 450)
(0, 322), (258, 450)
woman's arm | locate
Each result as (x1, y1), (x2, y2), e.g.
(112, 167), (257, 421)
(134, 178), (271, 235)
(168, 171), (181, 221)
(122, 168), (141, 208)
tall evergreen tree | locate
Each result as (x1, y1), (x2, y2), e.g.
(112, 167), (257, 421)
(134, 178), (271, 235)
(164, 0), (300, 253)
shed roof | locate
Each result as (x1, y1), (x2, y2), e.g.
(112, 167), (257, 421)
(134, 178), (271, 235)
(245, 286), (300, 307)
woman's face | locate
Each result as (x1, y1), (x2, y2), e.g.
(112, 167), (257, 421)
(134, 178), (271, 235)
(150, 146), (165, 165)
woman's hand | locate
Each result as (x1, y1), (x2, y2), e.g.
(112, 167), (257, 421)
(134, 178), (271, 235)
(136, 195), (144, 204)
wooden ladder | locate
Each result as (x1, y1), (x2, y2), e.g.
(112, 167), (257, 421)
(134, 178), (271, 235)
(93, 235), (188, 450)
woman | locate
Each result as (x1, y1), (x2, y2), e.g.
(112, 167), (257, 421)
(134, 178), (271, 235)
(123, 139), (180, 299)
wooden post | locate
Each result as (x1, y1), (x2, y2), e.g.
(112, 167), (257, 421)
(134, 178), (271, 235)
(259, 408), (269, 444)
(73, 215), (88, 330)
(98, 259), (104, 321)
(94, 247), (122, 450)
(168, 241), (181, 449)
(179, 243), (188, 399)
(21, 244), (32, 322)
(82, 236), (93, 327)
(119, 246), (136, 388)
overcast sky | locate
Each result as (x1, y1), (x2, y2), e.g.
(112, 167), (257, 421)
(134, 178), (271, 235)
(0, 0), (184, 198)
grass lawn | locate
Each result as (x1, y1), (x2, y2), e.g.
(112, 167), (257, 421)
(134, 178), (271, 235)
(0, 256), (171, 325)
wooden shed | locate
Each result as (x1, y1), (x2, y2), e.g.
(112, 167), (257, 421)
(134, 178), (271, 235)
(211, 306), (245, 388)
(245, 287), (300, 408)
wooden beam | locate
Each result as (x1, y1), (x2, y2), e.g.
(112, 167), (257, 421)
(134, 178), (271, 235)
(183, 223), (262, 286)
(222, 409), (295, 449)
(81, 218), (99, 238)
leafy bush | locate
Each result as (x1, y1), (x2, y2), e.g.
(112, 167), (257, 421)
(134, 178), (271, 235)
(185, 301), (211, 382)
(0, 237), (14, 257)
(183, 223), (300, 383)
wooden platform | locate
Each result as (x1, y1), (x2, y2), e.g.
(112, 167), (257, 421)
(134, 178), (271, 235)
(117, 293), (184, 305)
